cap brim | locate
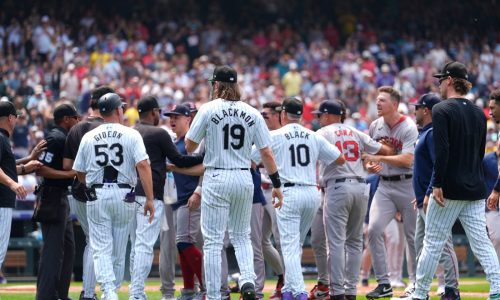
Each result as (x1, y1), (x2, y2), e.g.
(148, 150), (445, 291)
(432, 73), (446, 78)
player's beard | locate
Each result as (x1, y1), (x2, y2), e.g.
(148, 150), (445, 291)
(439, 86), (447, 99)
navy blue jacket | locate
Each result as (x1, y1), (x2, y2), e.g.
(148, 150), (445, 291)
(252, 168), (266, 205)
(171, 136), (200, 211)
(483, 151), (499, 212)
(413, 123), (435, 208)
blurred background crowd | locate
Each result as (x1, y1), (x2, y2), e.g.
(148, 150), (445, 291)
(0, 0), (499, 164)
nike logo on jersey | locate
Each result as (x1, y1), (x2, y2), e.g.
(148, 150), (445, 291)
(334, 186), (340, 190)
(212, 174), (220, 178)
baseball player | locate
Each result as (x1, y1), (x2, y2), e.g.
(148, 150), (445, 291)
(35, 104), (80, 300)
(184, 65), (283, 300)
(73, 93), (155, 300)
(63, 85), (115, 300)
(259, 102), (285, 300)
(252, 97), (345, 300)
(362, 86), (418, 299)
(314, 100), (393, 299)
(411, 62), (500, 300)
(410, 93), (460, 300)
(163, 103), (205, 300)
(486, 89), (500, 261)
(130, 98), (203, 300)
(0, 101), (43, 285)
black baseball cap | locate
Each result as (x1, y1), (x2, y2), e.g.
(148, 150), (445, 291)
(53, 103), (79, 121)
(433, 61), (469, 81)
(163, 104), (191, 117)
(312, 100), (343, 115)
(0, 101), (20, 117)
(411, 93), (441, 110)
(98, 93), (125, 113)
(209, 65), (237, 83)
(278, 97), (303, 116)
(137, 96), (160, 113)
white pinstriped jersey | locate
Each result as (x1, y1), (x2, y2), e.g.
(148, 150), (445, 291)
(318, 123), (381, 182)
(73, 123), (149, 187)
(369, 116), (418, 176)
(252, 123), (341, 186)
(186, 98), (271, 168)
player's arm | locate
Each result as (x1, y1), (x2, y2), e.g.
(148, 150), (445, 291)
(136, 159), (155, 222)
(488, 143), (500, 211)
(362, 153), (413, 168)
(167, 163), (205, 176)
(185, 106), (207, 154)
(162, 131), (203, 167)
(36, 138), (76, 179)
(431, 106), (449, 207)
(16, 139), (47, 165)
(76, 171), (86, 185)
(0, 166), (27, 199)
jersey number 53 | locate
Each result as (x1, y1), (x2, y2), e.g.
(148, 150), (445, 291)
(94, 143), (124, 166)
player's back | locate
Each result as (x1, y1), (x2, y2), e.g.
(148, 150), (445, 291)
(78, 122), (147, 186)
(270, 123), (339, 186)
(318, 123), (381, 180)
(192, 98), (269, 168)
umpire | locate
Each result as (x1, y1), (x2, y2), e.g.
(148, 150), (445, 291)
(35, 103), (80, 300)
(63, 85), (115, 300)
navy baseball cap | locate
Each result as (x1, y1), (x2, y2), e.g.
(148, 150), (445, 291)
(277, 97), (303, 116)
(163, 104), (191, 117)
(433, 61), (468, 81)
(312, 100), (343, 115)
(98, 93), (126, 113)
(53, 103), (79, 121)
(412, 93), (441, 110)
(0, 101), (20, 117)
(209, 65), (237, 83)
(137, 96), (160, 113)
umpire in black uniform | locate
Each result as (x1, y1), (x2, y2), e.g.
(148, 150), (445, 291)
(35, 103), (80, 300)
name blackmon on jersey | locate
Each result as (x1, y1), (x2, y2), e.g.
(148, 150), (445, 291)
(210, 108), (256, 127)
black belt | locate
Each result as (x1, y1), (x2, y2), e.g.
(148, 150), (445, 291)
(214, 168), (249, 170)
(381, 174), (413, 181)
(92, 183), (133, 189)
(335, 177), (366, 183)
(284, 183), (312, 187)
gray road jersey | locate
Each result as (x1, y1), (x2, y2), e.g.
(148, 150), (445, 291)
(369, 116), (418, 176)
(318, 123), (381, 184)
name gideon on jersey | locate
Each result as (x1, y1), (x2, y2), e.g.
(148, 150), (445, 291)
(211, 109), (256, 127)
(93, 130), (123, 141)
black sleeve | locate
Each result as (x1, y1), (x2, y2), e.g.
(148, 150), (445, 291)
(161, 132), (204, 168)
(63, 128), (79, 160)
(39, 134), (60, 167)
(0, 138), (5, 162)
(431, 106), (449, 188)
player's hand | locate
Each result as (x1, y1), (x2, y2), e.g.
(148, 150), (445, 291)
(166, 164), (176, 172)
(187, 192), (201, 211)
(271, 188), (283, 209)
(362, 153), (381, 163)
(30, 140), (47, 160)
(379, 138), (397, 155)
(487, 190), (499, 211)
(10, 182), (27, 199)
(432, 187), (445, 207)
(144, 199), (155, 223)
(366, 161), (382, 174)
(25, 160), (44, 173)
(423, 195), (430, 213)
(411, 198), (417, 211)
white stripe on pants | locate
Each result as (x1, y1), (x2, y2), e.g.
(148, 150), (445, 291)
(414, 197), (500, 298)
(68, 195), (96, 298)
(129, 197), (164, 297)
(87, 185), (135, 292)
(201, 168), (255, 300)
(0, 208), (12, 269)
(277, 185), (320, 296)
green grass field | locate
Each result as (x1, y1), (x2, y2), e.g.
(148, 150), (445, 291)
(0, 277), (493, 300)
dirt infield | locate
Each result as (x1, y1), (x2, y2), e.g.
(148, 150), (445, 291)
(0, 281), (491, 297)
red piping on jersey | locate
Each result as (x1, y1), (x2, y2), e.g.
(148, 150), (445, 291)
(388, 115), (406, 130)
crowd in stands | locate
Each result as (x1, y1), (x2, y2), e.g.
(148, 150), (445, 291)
(0, 0), (499, 164)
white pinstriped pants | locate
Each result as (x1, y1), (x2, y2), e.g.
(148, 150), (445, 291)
(129, 197), (164, 298)
(68, 195), (96, 298)
(277, 185), (320, 297)
(0, 208), (12, 269)
(87, 185), (135, 293)
(414, 197), (500, 298)
(201, 168), (255, 300)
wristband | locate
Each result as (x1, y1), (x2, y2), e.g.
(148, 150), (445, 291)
(494, 178), (500, 193)
(194, 186), (202, 194)
(269, 171), (281, 188)
(192, 191), (201, 198)
(21, 164), (26, 175)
